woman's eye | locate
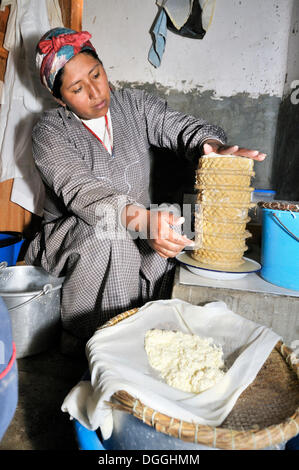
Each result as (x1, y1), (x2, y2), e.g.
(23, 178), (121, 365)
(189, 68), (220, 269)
(94, 72), (100, 79)
(73, 87), (82, 94)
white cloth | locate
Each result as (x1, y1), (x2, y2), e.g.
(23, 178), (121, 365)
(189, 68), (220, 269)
(81, 110), (114, 156)
(0, 0), (63, 215)
(61, 299), (281, 440)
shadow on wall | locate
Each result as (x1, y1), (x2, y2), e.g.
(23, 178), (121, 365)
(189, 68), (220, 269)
(271, 90), (299, 201)
(118, 81), (280, 192)
(149, 146), (197, 207)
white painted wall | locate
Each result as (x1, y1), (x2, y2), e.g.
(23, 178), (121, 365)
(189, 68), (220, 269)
(83, 0), (293, 98)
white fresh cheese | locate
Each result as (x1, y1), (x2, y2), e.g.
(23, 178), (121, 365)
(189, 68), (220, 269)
(145, 329), (225, 393)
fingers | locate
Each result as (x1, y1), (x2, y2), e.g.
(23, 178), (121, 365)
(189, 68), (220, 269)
(166, 212), (185, 227)
(232, 148), (267, 160)
(203, 143), (239, 155)
(164, 237), (194, 252)
(203, 143), (267, 161)
(168, 231), (194, 246)
(157, 213), (194, 246)
(157, 234), (195, 257)
(218, 145), (239, 154)
(148, 211), (195, 258)
(148, 232), (194, 259)
(154, 244), (184, 259)
(203, 143), (215, 154)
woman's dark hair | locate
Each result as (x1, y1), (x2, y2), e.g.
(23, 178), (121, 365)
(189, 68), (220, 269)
(52, 49), (102, 100)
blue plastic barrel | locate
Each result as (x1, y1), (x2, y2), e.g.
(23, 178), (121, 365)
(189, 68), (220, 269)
(74, 420), (105, 450)
(0, 233), (24, 266)
(261, 208), (299, 290)
(73, 370), (105, 450)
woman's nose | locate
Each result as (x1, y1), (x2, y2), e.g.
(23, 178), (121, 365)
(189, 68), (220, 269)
(88, 83), (99, 99)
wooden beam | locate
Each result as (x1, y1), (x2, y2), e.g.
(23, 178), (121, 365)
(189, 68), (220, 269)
(0, 6), (9, 81)
(0, 5), (10, 35)
(0, 179), (32, 232)
(59, 0), (83, 30)
(70, 0), (83, 31)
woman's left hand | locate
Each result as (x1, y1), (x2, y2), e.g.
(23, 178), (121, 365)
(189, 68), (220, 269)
(203, 140), (267, 161)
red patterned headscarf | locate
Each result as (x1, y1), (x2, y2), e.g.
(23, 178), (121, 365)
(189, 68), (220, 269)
(36, 27), (96, 93)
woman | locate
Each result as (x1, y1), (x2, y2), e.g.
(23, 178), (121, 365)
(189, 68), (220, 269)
(25, 28), (266, 351)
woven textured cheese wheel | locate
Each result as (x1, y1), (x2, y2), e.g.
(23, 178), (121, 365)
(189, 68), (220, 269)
(191, 248), (246, 268)
(192, 153), (255, 268)
(195, 172), (252, 188)
(197, 154), (254, 172)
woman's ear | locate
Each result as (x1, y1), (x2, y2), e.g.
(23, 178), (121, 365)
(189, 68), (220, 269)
(53, 96), (66, 107)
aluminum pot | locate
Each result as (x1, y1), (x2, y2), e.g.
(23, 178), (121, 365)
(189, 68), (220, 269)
(0, 262), (65, 358)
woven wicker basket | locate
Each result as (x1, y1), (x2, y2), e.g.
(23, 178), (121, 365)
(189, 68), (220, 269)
(101, 308), (299, 450)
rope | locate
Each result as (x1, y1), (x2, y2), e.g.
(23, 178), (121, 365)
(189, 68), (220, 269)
(168, 418), (174, 436)
(178, 420), (183, 440)
(266, 428), (273, 448)
(279, 424), (286, 444)
(132, 399), (138, 414)
(230, 428), (235, 450)
(194, 424), (199, 444)
(142, 406), (147, 423)
(151, 411), (157, 427)
(213, 427), (217, 448)
(251, 432), (257, 450)
(289, 417), (299, 434)
(287, 352), (299, 367)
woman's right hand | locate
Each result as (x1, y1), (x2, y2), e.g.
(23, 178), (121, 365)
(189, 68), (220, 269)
(122, 205), (194, 259)
(146, 210), (194, 258)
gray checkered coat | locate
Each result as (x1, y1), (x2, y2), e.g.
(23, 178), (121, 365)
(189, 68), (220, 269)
(25, 88), (226, 339)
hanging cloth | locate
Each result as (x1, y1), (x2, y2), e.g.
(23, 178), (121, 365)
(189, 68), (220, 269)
(158, 0), (216, 35)
(148, 8), (167, 68)
(0, 0), (63, 216)
(148, 0), (216, 67)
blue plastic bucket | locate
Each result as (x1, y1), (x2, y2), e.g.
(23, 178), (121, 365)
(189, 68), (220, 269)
(261, 208), (299, 290)
(74, 420), (105, 450)
(0, 233), (24, 266)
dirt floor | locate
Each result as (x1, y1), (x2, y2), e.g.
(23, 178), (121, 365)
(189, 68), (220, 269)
(0, 342), (87, 450)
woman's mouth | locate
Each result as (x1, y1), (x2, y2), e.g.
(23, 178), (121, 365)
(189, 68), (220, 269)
(93, 100), (106, 110)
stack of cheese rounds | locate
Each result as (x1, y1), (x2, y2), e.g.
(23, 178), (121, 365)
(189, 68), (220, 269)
(191, 153), (255, 268)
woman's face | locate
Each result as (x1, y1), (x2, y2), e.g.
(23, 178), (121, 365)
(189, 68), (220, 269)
(57, 52), (111, 120)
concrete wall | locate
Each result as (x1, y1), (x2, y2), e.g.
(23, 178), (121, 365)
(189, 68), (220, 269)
(83, 0), (297, 198)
